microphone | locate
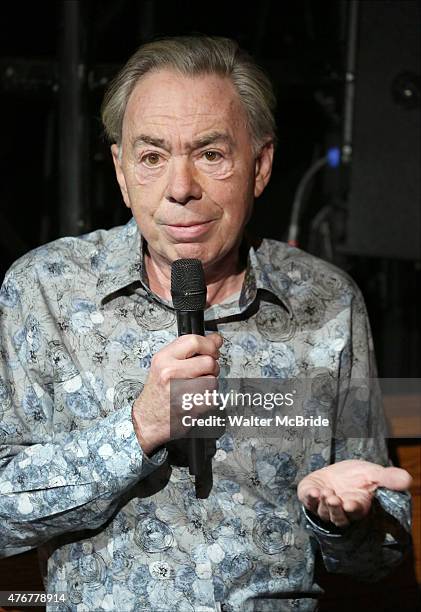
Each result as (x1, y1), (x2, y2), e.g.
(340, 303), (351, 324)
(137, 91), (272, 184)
(170, 258), (208, 485)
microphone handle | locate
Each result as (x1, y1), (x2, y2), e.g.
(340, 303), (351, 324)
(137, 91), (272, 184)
(176, 310), (205, 337)
(176, 310), (207, 476)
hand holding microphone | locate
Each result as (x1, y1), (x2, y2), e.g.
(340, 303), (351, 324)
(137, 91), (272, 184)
(132, 259), (221, 493)
(170, 258), (210, 477)
(131, 332), (221, 454)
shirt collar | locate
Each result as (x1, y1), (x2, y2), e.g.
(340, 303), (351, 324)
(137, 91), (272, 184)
(96, 217), (292, 316)
(95, 217), (144, 305)
(240, 237), (293, 317)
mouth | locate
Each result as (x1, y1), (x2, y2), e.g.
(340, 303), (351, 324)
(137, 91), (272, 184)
(162, 220), (216, 240)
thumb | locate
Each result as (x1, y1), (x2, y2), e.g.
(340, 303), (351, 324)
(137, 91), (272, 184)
(377, 466), (412, 491)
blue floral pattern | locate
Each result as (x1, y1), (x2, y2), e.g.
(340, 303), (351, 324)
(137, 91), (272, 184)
(0, 218), (411, 611)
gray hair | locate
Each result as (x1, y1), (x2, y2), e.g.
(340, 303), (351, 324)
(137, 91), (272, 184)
(101, 35), (277, 155)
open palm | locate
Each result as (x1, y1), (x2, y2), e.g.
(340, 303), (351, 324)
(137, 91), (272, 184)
(297, 459), (412, 527)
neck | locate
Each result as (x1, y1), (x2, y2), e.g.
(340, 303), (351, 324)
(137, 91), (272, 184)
(144, 247), (247, 307)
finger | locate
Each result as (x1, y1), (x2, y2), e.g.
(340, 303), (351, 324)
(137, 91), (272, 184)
(377, 466), (412, 491)
(325, 494), (350, 527)
(195, 375), (219, 390)
(317, 488), (335, 523)
(169, 334), (222, 360)
(207, 332), (224, 350)
(341, 490), (372, 521)
(177, 354), (220, 378)
(298, 486), (321, 514)
(316, 498), (330, 523)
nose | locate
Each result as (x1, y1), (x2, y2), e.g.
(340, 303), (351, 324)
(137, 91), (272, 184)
(165, 156), (202, 205)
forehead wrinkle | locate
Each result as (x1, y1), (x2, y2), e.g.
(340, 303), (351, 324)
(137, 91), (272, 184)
(125, 77), (248, 153)
(131, 129), (235, 154)
(126, 69), (245, 126)
(129, 98), (240, 132)
(130, 111), (233, 133)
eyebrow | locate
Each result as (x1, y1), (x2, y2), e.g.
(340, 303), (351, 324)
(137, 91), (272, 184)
(131, 131), (234, 152)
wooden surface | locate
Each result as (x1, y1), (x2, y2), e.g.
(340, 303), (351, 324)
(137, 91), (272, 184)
(384, 394), (421, 438)
(385, 394), (421, 583)
(396, 443), (421, 583)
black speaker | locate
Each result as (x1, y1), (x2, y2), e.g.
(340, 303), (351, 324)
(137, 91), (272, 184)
(343, 0), (420, 260)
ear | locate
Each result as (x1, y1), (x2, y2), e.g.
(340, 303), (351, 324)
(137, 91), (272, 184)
(254, 141), (274, 198)
(111, 144), (131, 209)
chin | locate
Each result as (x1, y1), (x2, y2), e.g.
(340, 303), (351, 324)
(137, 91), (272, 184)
(171, 243), (214, 263)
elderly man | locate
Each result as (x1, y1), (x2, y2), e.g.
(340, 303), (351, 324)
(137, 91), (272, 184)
(0, 36), (412, 611)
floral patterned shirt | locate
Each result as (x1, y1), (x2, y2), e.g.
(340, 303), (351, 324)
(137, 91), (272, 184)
(0, 217), (411, 611)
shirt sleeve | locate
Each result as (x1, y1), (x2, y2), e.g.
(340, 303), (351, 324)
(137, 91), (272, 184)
(304, 283), (413, 581)
(0, 268), (167, 557)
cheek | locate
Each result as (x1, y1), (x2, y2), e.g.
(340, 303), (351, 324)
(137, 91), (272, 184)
(123, 163), (165, 214)
(195, 158), (234, 179)
(123, 182), (160, 234)
(131, 164), (167, 186)
(212, 173), (254, 220)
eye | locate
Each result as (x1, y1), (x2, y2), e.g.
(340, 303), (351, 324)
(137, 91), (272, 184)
(202, 150), (223, 162)
(141, 152), (162, 167)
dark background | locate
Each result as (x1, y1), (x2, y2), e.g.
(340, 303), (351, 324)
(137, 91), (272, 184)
(0, 1), (420, 610)
(1, 0), (420, 379)
(0, 0), (420, 377)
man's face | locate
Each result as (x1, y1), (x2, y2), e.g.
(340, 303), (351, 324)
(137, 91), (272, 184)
(112, 69), (273, 272)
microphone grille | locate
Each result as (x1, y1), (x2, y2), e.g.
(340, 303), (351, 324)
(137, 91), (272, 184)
(171, 259), (207, 311)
